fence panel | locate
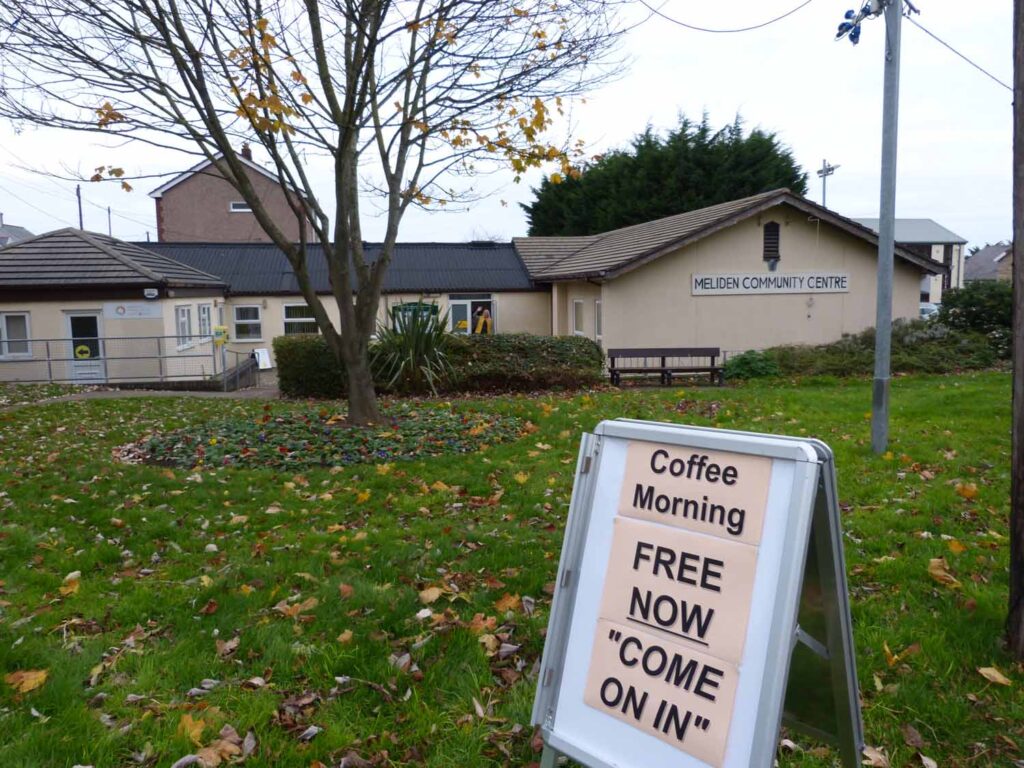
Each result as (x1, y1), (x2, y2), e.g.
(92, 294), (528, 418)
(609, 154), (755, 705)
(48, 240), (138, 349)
(0, 335), (222, 385)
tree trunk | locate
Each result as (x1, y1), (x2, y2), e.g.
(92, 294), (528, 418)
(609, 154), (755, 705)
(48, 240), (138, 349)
(1009, 0), (1024, 659)
(345, 351), (381, 424)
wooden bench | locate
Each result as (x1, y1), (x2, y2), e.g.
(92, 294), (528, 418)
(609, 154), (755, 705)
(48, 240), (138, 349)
(607, 347), (723, 386)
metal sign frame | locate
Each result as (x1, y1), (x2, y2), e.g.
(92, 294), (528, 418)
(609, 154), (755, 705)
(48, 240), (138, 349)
(532, 419), (862, 768)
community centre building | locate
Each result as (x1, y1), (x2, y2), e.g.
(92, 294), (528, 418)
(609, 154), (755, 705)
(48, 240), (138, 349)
(0, 178), (944, 384)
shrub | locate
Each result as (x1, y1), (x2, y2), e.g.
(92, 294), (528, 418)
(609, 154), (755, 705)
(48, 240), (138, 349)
(273, 332), (604, 399)
(370, 309), (453, 395)
(938, 281), (1012, 338)
(273, 334), (345, 399)
(722, 350), (780, 380)
(446, 333), (605, 392)
(748, 319), (999, 378)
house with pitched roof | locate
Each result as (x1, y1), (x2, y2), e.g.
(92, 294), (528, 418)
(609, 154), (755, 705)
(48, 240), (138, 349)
(0, 189), (944, 384)
(853, 218), (967, 303)
(521, 190), (941, 353)
(964, 242), (1013, 283)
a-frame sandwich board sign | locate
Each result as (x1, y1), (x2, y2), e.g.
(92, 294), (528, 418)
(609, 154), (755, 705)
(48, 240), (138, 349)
(531, 419), (863, 768)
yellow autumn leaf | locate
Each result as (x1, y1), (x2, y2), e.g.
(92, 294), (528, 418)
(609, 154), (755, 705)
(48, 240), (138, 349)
(978, 666), (1012, 686)
(355, 490), (371, 504)
(239, 584), (254, 596)
(927, 557), (961, 589)
(495, 593), (520, 613)
(513, 472), (529, 485)
(376, 463), (392, 475)
(419, 586), (443, 604)
(947, 539), (967, 555)
(178, 713), (206, 746)
(431, 480), (450, 492)
(955, 482), (978, 500)
(4, 668), (48, 693)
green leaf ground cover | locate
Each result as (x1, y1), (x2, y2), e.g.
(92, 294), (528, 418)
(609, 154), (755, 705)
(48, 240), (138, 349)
(0, 373), (1019, 767)
(139, 402), (525, 470)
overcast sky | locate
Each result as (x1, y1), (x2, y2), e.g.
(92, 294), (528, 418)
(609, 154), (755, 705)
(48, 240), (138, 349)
(0, 0), (1013, 248)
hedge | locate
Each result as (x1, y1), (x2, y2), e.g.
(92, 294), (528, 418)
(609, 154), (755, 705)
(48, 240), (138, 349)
(272, 332), (604, 398)
(724, 319), (999, 380)
(273, 334), (346, 399)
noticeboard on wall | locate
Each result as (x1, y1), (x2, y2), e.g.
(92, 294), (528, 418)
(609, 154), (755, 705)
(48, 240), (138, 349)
(532, 419), (862, 768)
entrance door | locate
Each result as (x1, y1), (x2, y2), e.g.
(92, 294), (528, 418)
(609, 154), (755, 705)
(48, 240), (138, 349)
(66, 313), (106, 382)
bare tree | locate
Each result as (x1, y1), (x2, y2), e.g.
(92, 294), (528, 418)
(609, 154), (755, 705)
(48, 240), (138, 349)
(0, 0), (622, 422)
(1010, 0), (1023, 659)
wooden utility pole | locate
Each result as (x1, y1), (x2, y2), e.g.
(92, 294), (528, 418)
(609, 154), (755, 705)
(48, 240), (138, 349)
(1009, 0), (1024, 659)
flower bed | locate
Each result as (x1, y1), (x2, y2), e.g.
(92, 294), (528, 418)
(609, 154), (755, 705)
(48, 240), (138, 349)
(138, 402), (525, 469)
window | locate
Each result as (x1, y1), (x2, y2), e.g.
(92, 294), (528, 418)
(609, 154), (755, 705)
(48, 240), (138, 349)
(229, 201), (252, 212)
(284, 304), (319, 335)
(198, 304), (212, 339)
(594, 300), (602, 341)
(233, 305), (262, 340)
(448, 294), (494, 335)
(0, 312), (30, 357)
(763, 221), (781, 262)
(175, 305), (194, 348)
(572, 299), (585, 336)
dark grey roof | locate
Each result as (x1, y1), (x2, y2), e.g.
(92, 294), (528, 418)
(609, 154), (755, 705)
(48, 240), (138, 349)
(515, 189), (943, 280)
(964, 242), (1013, 281)
(135, 241), (538, 295)
(853, 218), (967, 245)
(0, 222), (33, 246)
(0, 228), (226, 290)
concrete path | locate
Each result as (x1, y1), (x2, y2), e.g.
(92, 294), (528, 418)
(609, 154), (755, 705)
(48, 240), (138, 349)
(1, 385), (280, 414)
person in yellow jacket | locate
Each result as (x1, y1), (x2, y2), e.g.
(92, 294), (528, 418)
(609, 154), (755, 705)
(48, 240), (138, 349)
(473, 307), (492, 335)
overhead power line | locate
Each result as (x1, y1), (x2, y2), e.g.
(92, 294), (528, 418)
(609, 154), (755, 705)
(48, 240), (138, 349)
(636, 0), (816, 33)
(903, 14), (1012, 92)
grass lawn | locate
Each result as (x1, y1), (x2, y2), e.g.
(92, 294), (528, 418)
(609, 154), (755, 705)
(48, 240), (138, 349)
(0, 372), (1019, 767)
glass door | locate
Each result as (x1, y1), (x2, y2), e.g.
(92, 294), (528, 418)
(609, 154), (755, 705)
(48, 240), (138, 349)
(66, 313), (106, 382)
(450, 302), (471, 335)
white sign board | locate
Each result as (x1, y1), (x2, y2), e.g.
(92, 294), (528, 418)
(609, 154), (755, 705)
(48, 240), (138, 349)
(533, 420), (861, 768)
(691, 273), (849, 295)
(103, 302), (163, 320)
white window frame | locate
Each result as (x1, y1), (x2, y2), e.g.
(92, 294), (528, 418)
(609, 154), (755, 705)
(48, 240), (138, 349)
(233, 304), (263, 342)
(197, 303), (213, 340)
(594, 299), (602, 342)
(175, 305), (194, 350)
(572, 299), (585, 336)
(229, 201), (253, 213)
(0, 311), (32, 359)
(283, 303), (320, 335)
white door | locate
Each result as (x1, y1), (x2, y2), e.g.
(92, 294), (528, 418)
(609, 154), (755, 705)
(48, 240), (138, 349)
(66, 313), (106, 382)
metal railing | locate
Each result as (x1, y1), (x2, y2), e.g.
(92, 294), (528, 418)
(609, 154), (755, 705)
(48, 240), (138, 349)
(0, 335), (258, 390)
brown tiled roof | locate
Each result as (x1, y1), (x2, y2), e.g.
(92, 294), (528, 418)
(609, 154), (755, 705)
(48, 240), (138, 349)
(511, 235), (599, 275)
(0, 228), (226, 289)
(514, 189), (942, 280)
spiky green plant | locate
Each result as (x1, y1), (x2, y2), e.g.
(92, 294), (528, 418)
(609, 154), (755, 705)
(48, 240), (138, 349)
(370, 307), (454, 394)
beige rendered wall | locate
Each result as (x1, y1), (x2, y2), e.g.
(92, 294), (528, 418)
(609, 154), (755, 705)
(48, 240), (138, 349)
(551, 282), (602, 342)
(600, 207), (924, 355)
(222, 290), (550, 366)
(157, 164), (310, 242)
(0, 298), (182, 382)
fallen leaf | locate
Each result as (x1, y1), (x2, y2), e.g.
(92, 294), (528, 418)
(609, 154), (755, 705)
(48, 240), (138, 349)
(60, 570), (81, 597)
(513, 472), (529, 485)
(199, 599), (219, 615)
(178, 713), (206, 746)
(862, 745), (889, 767)
(4, 668), (48, 693)
(927, 558), (961, 588)
(419, 586), (443, 604)
(495, 593), (520, 613)
(918, 754), (938, 768)
(947, 539), (967, 555)
(978, 666), (1012, 686)
(955, 481), (978, 500)
(337, 630), (353, 644)
(901, 723), (926, 748)
(338, 583), (354, 600)
(215, 636), (239, 658)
